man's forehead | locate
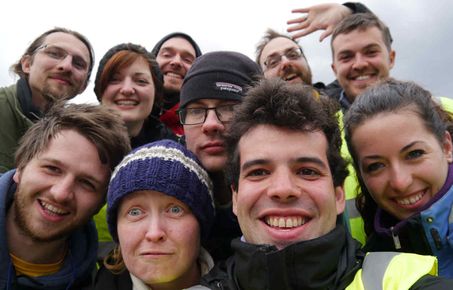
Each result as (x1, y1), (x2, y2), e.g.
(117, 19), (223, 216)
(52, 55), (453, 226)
(160, 37), (196, 55)
(333, 26), (387, 50)
(261, 37), (300, 58)
(43, 32), (90, 60)
(238, 126), (329, 161)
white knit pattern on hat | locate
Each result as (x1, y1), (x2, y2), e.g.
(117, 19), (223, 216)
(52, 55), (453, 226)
(111, 145), (213, 199)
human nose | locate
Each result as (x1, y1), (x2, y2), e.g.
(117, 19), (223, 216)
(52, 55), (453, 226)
(352, 53), (368, 70)
(267, 169), (300, 202)
(389, 165), (412, 193)
(49, 176), (75, 203)
(169, 54), (183, 67)
(144, 215), (167, 242)
(119, 78), (135, 95)
(56, 55), (73, 72)
(201, 109), (225, 134)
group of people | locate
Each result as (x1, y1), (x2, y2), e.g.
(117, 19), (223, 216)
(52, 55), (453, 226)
(1, 2), (453, 290)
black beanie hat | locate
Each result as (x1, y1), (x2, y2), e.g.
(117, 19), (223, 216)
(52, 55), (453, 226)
(93, 43), (163, 100)
(180, 51), (263, 108)
(151, 32), (202, 58)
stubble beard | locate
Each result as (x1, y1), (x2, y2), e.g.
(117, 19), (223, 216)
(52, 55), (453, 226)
(41, 82), (78, 112)
(13, 186), (84, 243)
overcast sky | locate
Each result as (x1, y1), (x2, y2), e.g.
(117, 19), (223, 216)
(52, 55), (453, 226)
(1, 0), (452, 104)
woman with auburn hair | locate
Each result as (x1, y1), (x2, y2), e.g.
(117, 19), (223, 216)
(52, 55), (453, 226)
(94, 43), (177, 148)
(93, 43), (178, 261)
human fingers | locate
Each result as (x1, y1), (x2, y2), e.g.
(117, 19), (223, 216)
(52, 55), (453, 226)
(287, 15), (308, 25)
(291, 7), (310, 14)
(319, 26), (334, 42)
(289, 26), (318, 40)
(287, 20), (310, 33)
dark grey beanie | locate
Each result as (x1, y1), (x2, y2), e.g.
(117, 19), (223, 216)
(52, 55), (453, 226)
(151, 32), (202, 58)
(179, 51), (263, 108)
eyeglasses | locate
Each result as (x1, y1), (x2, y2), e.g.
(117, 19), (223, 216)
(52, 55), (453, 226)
(263, 48), (303, 70)
(179, 104), (239, 125)
(34, 44), (89, 72)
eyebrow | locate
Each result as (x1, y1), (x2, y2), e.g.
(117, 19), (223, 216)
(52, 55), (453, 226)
(159, 46), (194, 57)
(241, 158), (269, 171)
(295, 156), (328, 169)
(133, 72), (152, 77)
(338, 43), (381, 55)
(39, 157), (104, 187)
(267, 46), (299, 58)
(362, 141), (424, 160)
(45, 44), (89, 62)
(241, 156), (327, 171)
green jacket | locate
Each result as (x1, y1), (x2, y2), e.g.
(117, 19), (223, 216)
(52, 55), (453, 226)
(0, 83), (34, 173)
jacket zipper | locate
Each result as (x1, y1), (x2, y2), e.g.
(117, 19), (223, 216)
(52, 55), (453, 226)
(391, 226), (401, 249)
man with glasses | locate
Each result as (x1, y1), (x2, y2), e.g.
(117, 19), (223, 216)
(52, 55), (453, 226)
(179, 51), (262, 261)
(256, 3), (369, 88)
(0, 27), (94, 173)
(256, 28), (313, 85)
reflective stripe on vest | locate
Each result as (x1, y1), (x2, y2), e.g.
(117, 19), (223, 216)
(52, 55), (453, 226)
(337, 109), (366, 245)
(346, 252), (438, 290)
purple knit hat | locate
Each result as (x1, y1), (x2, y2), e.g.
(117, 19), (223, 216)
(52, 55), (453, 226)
(107, 139), (214, 242)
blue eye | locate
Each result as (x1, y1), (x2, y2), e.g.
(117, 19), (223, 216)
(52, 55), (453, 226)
(168, 205), (183, 215)
(366, 162), (384, 173)
(128, 208), (143, 216)
(407, 150), (424, 160)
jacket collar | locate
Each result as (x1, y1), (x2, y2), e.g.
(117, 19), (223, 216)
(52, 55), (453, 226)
(16, 77), (42, 121)
(232, 223), (362, 290)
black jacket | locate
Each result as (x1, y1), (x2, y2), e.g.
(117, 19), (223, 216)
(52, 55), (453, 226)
(200, 224), (453, 290)
(92, 266), (132, 290)
(130, 115), (178, 149)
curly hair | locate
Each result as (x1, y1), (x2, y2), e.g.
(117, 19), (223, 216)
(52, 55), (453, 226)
(225, 78), (348, 190)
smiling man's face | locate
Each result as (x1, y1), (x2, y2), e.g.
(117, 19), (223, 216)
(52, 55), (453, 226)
(232, 124), (345, 249)
(332, 26), (395, 101)
(260, 37), (312, 85)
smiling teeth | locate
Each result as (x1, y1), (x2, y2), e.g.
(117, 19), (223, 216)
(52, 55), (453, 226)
(116, 100), (137, 106)
(40, 201), (68, 215)
(283, 74), (297, 81)
(355, 75), (371, 80)
(265, 216), (306, 228)
(397, 192), (424, 205)
(166, 72), (182, 79)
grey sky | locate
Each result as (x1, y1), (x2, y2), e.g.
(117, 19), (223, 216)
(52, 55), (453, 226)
(1, 0), (451, 103)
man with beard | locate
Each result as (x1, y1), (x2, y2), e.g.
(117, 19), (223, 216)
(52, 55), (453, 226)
(0, 103), (130, 289)
(179, 51), (262, 261)
(151, 32), (202, 136)
(330, 13), (394, 110)
(256, 3), (370, 94)
(0, 27), (95, 173)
